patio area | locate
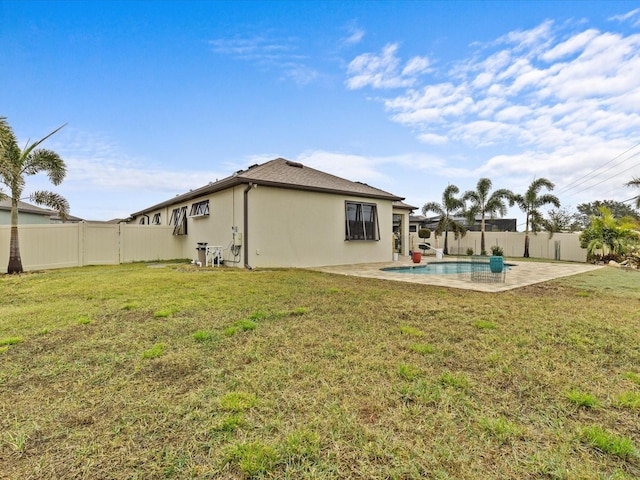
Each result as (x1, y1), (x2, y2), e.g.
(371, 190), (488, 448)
(312, 257), (602, 292)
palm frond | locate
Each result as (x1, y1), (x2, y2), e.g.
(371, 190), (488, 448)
(23, 149), (67, 184)
(18, 123), (67, 160)
(535, 193), (560, 209)
(0, 117), (19, 150)
(625, 177), (640, 187)
(29, 191), (70, 221)
(422, 202), (444, 216)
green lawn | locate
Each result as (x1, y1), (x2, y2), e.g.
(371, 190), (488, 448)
(1, 263), (639, 479)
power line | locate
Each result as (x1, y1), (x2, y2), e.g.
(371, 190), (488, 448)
(558, 151), (640, 195)
(567, 159), (640, 198)
(556, 142), (640, 195)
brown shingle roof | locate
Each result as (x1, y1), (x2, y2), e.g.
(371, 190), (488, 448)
(393, 200), (417, 211)
(132, 158), (403, 216)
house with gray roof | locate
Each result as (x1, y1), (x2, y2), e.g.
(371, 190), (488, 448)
(130, 158), (413, 268)
(0, 199), (54, 225)
(0, 199), (83, 224)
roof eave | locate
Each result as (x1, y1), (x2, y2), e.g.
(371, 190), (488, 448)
(131, 176), (403, 217)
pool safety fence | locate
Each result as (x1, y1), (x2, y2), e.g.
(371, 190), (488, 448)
(458, 255), (507, 283)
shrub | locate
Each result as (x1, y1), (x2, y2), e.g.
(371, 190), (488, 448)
(491, 245), (504, 256)
(466, 247), (474, 256)
(418, 228), (431, 239)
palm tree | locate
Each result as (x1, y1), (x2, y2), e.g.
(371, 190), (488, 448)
(579, 206), (639, 261)
(0, 117), (69, 274)
(514, 177), (560, 257)
(422, 184), (466, 255)
(462, 178), (514, 254)
(626, 177), (640, 209)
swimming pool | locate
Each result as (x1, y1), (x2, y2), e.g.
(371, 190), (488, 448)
(381, 261), (513, 275)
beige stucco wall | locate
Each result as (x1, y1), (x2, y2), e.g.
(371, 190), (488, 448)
(141, 185), (395, 268)
(244, 186), (394, 268)
(177, 187), (243, 263)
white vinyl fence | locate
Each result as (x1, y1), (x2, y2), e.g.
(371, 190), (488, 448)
(0, 223), (184, 274)
(1, 223), (588, 274)
(408, 231), (587, 263)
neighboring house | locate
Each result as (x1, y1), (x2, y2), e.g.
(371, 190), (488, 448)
(422, 215), (517, 232)
(0, 199), (54, 225)
(0, 199), (83, 224)
(409, 214), (429, 234)
(130, 158), (411, 268)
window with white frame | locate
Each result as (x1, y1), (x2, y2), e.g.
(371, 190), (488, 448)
(138, 216), (148, 225)
(169, 206), (188, 235)
(189, 200), (209, 217)
(345, 201), (380, 241)
(152, 213), (161, 225)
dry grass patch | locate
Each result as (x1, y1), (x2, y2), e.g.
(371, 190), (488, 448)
(1, 262), (640, 478)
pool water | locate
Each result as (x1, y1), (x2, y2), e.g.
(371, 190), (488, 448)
(381, 261), (512, 275)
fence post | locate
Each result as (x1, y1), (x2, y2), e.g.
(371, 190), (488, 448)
(78, 221), (85, 267)
(118, 223), (123, 265)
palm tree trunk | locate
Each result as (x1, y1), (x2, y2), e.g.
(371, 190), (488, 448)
(480, 215), (486, 254)
(7, 198), (23, 274)
(443, 230), (449, 255)
(523, 215), (530, 258)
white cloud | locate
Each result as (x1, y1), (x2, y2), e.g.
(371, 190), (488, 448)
(494, 105), (531, 122)
(209, 37), (291, 58)
(418, 133), (449, 145)
(296, 150), (388, 183)
(375, 21), (640, 154)
(343, 24), (365, 45)
(497, 19), (555, 54)
(609, 8), (640, 25)
(345, 19), (640, 209)
(402, 56), (431, 76)
(541, 29), (600, 61)
(346, 43), (431, 89)
(209, 35), (318, 86)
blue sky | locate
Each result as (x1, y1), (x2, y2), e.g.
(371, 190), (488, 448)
(2, 1), (640, 225)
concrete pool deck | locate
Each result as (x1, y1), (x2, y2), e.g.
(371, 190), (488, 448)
(312, 257), (602, 292)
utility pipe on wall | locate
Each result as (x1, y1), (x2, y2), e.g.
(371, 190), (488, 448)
(243, 182), (254, 269)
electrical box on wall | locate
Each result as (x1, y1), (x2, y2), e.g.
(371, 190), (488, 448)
(234, 232), (242, 246)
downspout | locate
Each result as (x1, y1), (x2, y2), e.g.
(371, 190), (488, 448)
(243, 182), (254, 269)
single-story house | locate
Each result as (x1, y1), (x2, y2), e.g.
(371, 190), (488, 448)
(420, 215), (517, 232)
(0, 199), (83, 224)
(0, 199), (54, 224)
(130, 158), (413, 268)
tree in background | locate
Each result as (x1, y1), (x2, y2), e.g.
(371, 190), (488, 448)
(462, 178), (514, 255)
(542, 207), (582, 237)
(575, 200), (639, 229)
(626, 177), (640, 209)
(579, 206), (639, 262)
(422, 184), (466, 255)
(0, 117), (69, 274)
(514, 178), (560, 258)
